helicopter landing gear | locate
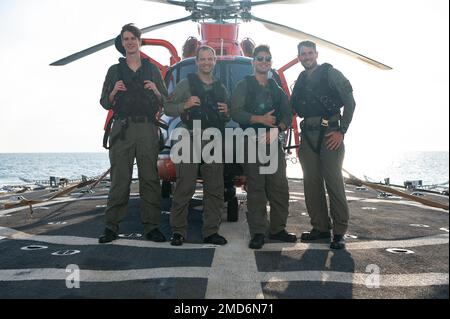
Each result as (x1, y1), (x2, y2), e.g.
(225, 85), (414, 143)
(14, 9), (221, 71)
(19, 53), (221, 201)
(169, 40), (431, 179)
(227, 195), (239, 222)
(224, 175), (239, 222)
(161, 180), (172, 198)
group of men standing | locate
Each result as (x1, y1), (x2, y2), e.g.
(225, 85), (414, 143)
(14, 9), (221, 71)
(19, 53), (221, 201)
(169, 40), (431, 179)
(98, 23), (355, 251)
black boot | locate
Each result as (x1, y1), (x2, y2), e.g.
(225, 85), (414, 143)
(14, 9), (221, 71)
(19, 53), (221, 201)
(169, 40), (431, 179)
(170, 233), (184, 246)
(204, 233), (228, 245)
(269, 229), (297, 242)
(98, 228), (118, 244)
(249, 234), (265, 249)
(146, 229), (166, 242)
(330, 234), (346, 250)
(300, 229), (331, 242)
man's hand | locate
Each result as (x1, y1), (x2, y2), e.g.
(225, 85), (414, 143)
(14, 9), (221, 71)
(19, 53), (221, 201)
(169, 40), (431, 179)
(144, 80), (161, 100)
(258, 110), (277, 127)
(109, 80), (127, 103)
(184, 96), (201, 110)
(217, 102), (229, 115)
(325, 130), (344, 150)
(113, 80), (127, 93)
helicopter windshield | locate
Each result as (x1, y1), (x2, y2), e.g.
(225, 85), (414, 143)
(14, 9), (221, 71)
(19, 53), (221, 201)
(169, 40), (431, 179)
(165, 57), (254, 95)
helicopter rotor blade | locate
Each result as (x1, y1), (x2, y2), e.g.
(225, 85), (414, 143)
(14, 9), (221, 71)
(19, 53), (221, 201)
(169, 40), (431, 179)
(143, 0), (309, 6)
(251, 14), (392, 70)
(50, 16), (192, 66)
(250, 0), (311, 6)
(142, 0), (188, 6)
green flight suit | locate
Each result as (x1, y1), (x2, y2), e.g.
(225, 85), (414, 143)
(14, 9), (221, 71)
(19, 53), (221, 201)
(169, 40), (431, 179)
(230, 76), (292, 236)
(292, 64), (356, 235)
(100, 58), (168, 236)
(165, 78), (229, 239)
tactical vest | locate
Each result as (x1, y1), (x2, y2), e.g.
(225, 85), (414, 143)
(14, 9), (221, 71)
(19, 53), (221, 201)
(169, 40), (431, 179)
(181, 73), (227, 131)
(242, 76), (282, 130)
(291, 63), (343, 118)
(114, 58), (159, 119)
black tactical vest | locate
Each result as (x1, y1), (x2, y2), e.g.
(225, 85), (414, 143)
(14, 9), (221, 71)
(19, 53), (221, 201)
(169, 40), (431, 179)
(291, 63), (343, 118)
(181, 73), (227, 131)
(243, 76), (282, 130)
(114, 58), (159, 119)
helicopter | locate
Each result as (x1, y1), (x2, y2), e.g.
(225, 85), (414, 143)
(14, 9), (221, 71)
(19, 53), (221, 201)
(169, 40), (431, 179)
(50, 0), (392, 222)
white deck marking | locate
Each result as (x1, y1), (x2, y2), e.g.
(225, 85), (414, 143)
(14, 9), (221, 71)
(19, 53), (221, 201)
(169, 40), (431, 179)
(205, 208), (264, 299)
(261, 272), (449, 287)
(264, 234), (449, 251)
(0, 226), (213, 250)
(1, 227), (448, 251)
(0, 268), (447, 288)
(0, 267), (209, 282)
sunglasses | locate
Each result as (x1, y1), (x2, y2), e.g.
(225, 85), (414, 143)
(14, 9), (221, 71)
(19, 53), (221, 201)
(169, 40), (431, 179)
(255, 56), (272, 62)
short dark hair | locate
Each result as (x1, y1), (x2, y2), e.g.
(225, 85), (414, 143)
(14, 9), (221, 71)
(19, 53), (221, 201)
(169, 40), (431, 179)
(121, 23), (141, 40)
(298, 41), (316, 53)
(196, 45), (216, 60)
(253, 44), (271, 58)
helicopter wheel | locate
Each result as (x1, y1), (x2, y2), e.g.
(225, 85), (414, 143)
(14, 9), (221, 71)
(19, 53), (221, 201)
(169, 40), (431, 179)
(161, 181), (172, 198)
(227, 196), (239, 222)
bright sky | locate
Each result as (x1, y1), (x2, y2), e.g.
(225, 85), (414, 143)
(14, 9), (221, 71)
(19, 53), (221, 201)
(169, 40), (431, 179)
(0, 0), (448, 154)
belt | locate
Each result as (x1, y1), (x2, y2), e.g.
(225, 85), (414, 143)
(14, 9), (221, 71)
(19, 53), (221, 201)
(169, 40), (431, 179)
(115, 116), (153, 123)
(301, 121), (340, 131)
(300, 118), (340, 155)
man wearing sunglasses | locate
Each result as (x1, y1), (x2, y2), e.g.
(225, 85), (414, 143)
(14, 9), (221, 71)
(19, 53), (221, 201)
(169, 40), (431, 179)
(291, 40), (356, 250)
(231, 45), (297, 250)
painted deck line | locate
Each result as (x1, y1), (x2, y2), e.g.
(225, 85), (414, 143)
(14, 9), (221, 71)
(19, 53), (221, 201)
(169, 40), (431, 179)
(1, 227), (448, 251)
(264, 234), (449, 251)
(205, 210), (264, 299)
(261, 271), (449, 287)
(0, 268), (447, 289)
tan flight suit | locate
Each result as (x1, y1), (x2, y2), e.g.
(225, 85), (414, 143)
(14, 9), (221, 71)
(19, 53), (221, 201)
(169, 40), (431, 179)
(165, 78), (229, 239)
(291, 64), (356, 235)
(100, 58), (168, 236)
(230, 76), (292, 236)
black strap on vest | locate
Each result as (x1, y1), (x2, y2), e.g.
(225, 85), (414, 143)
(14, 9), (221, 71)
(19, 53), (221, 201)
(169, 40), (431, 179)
(103, 116), (129, 150)
(293, 64), (343, 154)
(243, 76), (281, 129)
(300, 119), (340, 154)
(114, 59), (159, 119)
(102, 117), (114, 150)
(292, 63), (343, 119)
(103, 116), (167, 150)
(182, 73), (225, 130)
(104, 59), (162, 150)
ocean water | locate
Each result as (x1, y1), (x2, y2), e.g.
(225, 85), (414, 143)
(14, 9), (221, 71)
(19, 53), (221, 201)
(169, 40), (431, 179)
(0, 151), (448, 188)
(0, 153), (111, 186)
(286, 150), (448, 187)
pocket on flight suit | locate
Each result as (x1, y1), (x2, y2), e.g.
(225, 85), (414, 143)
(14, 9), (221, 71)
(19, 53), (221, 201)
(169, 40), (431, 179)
(139, 124), (159, 162)
(109, 121), (122, 147)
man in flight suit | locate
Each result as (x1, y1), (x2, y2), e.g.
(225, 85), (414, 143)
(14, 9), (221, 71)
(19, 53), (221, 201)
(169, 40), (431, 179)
(98, 24), (168, 244)
(231, 45), (297, 250)
(291, 41), (356, 249)
(165, 45), (229, 246)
